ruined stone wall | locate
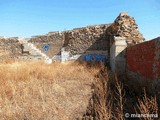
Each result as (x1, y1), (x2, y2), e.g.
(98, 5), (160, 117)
(106, 12), (144, 46)
(28, 24), (111, 59)
(126, 37), (160, 80)
(0, 37), (21, 61)
(29, 32), (64, 57)
(64, 24), (111, 55)
(27, 12), (145, 62)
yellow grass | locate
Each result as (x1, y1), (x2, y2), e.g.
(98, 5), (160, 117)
(0, 61), (159, 120)
(0, 61), (100, 120)
(0, 61), (99, 81)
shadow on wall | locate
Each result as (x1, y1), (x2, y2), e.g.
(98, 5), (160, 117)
(58, 24), (112, 65)
(60, 12), (145, 67)
(124, 37), (160, 102)
(28, 26), (111, 63)
(26, 12), (145, 68)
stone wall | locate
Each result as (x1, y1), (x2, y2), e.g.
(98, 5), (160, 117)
(0, 37), (21, 61)
(106, 12), (144, 46)
(106, 12), (145, 73)
(27, 12), (144, 63)
(28, 24), (111, 60)
(126, 37), (160, 80)
(29, 32), (64, 58)
(0, 12), (145, 65)
(64, 24), (111, 55)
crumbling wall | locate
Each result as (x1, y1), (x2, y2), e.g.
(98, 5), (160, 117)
(28, 12), (145, 62)
(107, 12), (145, 73)
(28, 24), (111, 60)
(1, 12), (146, 65)
(106, 12), (144, 46)
(0, 37), (21, 61)
(126, 37), (160, 80)
(64, 24), (111, 55)
(29, 32), (64, 58)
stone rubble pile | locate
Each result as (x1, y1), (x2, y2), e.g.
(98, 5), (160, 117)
(106, 12), (145, 45)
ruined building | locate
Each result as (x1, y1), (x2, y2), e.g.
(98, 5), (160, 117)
(1, 12), (160, 80)
(0, 12), (144, 70)
(22, 12), (144, 65)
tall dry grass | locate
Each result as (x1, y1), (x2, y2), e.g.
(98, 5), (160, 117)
(82, 66), (159, 120)
(0, 61), (100, 81)
(0, 61), (159, 120)
(136, 90), (158, 120)
(0, 61), (101, 120)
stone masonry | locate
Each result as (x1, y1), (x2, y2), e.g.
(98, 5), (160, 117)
(26, 12), (144, 62)
(106, 12), (144, 46)
(0, 12), (145, 68)
(0, 37), (21, 61)
(29, 32), (64, 58)
(64, 24), (110, 55)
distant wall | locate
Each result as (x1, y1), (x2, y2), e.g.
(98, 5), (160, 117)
(0, 37), (21, 61)
(126, 37), (160, 80)
(28, 24), (111, 61)
(29, 32), (64, 58)
(27, 12), (144, 62)
(64, 24), (111, 55)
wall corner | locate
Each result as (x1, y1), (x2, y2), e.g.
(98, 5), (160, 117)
(110, 36), (127, 74)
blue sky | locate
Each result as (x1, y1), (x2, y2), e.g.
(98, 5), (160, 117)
(0, 0), (159, 40)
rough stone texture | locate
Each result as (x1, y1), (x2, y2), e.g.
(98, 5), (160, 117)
(1, 12), (145, 65)
(29, 32), (64, 57)
(106, 12), (145, 46)
(64, 24), (111, 55)
(0, 37), (21, 61)
(126, 37), (160, 80)
(27, 12), (144, 61)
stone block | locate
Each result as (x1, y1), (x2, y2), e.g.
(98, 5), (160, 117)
(119, 12), (128, 16)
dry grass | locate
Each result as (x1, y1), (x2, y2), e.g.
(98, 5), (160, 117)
(137, 90), (158, 120)
(0, 60), (159, 120)
(82, 68), (159, 120)
(0, 61), (99, 81)
(0, 61), (100, 120)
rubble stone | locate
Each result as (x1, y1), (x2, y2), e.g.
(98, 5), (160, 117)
(64, 24), (110, 55)
(0, 37), (21, 61)
(1, 12), (145, 62)
(106, 12), (145, 46)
